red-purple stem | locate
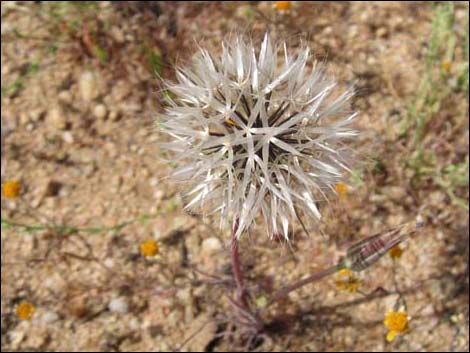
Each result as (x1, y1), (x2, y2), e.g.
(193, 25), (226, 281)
(230, 220), (263, 329)
(269, 264), (342, 305)
(231, 220), (249, 308)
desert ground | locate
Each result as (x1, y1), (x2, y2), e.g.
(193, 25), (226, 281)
(1, 1), (469, 352)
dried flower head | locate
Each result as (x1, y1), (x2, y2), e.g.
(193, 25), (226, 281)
(159, 33), (359, 239)
(342, 219), (423, 272)
(2, 180), (21, 199)
(140, 240), (160, 257)
(384, 309), (410, 342)
(16, 302), (35, 320)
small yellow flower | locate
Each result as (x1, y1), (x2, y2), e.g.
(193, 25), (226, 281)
(441, 60), (452, 73)
(335, 269), (361, 293)
(275, 1), (292, 11)
(335, 183), (348, 200)
(338, 268), (353, 277)
(16, 302), (35, 320)
(140, 240), (160, 257)
(384, 309), (410, 342)
(389, 245), (404, 259)
(2, 180), (21, 199)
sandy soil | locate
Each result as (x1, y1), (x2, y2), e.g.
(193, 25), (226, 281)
(1, 2), (468, 352)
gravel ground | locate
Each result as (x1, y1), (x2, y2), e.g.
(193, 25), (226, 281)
(1, 2), (468, 352)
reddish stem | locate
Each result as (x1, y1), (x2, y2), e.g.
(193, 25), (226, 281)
(230, 220), (263, 330)
(231, 220), (249, 308)
(268, 264), (341, 306)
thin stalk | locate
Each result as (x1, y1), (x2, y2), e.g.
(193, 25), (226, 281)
(230, 219), (263, 330)
(231, 219), (250, 309)
(268, 264), (342, 306)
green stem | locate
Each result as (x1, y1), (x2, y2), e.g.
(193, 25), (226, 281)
(1, 211), (166, 235)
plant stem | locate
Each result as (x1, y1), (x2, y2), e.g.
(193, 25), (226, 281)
(230, 220), (263, 330)
(231, 219), (249, 308)
(268, 264), (342, 306)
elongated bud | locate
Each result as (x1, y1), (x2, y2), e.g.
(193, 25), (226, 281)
(341, 217), (424, 272)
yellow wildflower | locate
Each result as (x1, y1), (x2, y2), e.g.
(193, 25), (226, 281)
(16, 302), (35, 320)
(389, 245), (404, 259)
(384, 309), (410, 342)
(140, 240), (160, 257)
(275, 1), (292, 11)
(441, 60), (452, 73)
(338, 268), (353, 277)
(335, 268), (361, 293)
(335, 183), (348, 200)
(2, 180), (21, 199)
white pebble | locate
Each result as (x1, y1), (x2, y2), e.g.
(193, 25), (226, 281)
(93, 104), (108, 119)
(47, 107), (67, 130)
(108, 297), (129, 314)
(62, 131), (74, 144)
(58, 90), (73, 104)
(201, 237), (223, 255)
(103, 258), (115, 269)
(41, 311), (60, 324)
(79, 71), (98, 102)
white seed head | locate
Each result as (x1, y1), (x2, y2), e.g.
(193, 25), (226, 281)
(159, 33), (360, 240)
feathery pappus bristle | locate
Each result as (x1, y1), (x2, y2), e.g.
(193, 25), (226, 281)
(158, 33), (360, 240)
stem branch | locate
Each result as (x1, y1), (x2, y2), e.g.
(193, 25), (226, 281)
(268, 264), (341, 306)
(231, 220), (249, 309)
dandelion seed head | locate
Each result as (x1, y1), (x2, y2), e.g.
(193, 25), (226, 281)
(159, 33), (360, 240)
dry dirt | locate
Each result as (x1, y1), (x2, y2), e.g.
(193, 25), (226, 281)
(1, 1), (469, 352)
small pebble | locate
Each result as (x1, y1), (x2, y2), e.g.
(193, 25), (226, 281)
(201, 237), (223, 256)
(93, 104), (108, 119)
(62, 131), (74, 144)
(47, 107), (67, 130)
(103, 258), (115, 269)
(79, 71), (98, 102)
(58, 90), (73, 104)
(40, 311), (60, 324)
(108, 110), (121, 121)
(108, 297), (129, 315)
